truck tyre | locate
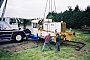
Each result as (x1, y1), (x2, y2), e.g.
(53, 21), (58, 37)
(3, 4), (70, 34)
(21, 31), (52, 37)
(13, 33), (24, 42)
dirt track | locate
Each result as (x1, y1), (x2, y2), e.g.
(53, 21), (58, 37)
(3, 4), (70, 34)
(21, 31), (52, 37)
(0, 40), (37, 51)
(0, 26), (38, 51)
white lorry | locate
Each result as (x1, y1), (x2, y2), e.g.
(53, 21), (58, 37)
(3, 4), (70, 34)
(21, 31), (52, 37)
(0, 0), (38, 42)
(31, 18), (73, 42)
(0, 17), (38, 42)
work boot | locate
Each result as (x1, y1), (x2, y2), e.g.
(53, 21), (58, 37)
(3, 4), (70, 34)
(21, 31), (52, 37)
(50, 48), (53, 50)
(56, 51), (58, 53)
(41, 50), (44, 52)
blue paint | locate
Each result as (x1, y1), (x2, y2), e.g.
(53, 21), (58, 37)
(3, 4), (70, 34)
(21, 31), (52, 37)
(0, 34), (11, 39)
(50, 37), (54, 42)
(28, 34), (38, 41)
(23, 29), (31, 34)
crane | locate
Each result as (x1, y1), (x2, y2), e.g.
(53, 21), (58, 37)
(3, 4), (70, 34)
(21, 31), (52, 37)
(0, 0), (38, 42)
(0, 0), (4, 8)
(0, 0), (7, 21)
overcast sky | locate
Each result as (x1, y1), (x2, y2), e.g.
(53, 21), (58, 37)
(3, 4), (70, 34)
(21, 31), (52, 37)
(0, 0), (90, 19)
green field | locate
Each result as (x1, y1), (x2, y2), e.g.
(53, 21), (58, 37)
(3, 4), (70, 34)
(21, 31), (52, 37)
(0, 29), (90, 60)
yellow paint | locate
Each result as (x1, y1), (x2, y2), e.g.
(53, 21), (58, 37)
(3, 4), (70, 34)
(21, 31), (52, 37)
(54, 33), (56, 43)
(53, 32), (73, 42)
(61, 32), (73, 41)
(61, 22), (66, 32)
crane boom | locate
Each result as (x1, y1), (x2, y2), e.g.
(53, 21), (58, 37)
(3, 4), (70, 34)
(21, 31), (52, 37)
(0, 0), (4, 8)
(1, 0), (7, 21)
(0, 0), (7, 21)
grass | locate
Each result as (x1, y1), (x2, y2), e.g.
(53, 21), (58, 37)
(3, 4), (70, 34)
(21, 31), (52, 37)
(0, 29), (90, 60)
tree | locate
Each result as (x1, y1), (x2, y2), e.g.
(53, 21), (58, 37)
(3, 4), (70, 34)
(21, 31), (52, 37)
(46, 11), (58, 22)
(46, 5), (90, 29)
(84, 6), (90, 26)
(74, 5), (80, 12)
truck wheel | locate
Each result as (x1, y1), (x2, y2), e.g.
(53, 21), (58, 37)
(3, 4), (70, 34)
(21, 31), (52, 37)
(13, 33), (24, 42)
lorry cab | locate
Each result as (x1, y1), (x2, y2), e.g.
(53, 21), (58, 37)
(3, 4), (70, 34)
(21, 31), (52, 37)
(0, 17), (20, 30)
(31, 19), (39, 35)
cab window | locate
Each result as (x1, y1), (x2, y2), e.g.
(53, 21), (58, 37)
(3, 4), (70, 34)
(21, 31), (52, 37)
(10, 18), (17, 24)
(33, 23), (38, 28)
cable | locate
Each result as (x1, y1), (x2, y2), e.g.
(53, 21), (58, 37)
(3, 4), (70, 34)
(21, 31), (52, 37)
(49, 0), (50, 12)
(43, 0), (56, 18)
(44, 0), (48, 19)
(54, 0), (56, 12)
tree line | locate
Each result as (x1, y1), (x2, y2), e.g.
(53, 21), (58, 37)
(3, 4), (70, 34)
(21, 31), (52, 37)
(46, 5), (90, 29)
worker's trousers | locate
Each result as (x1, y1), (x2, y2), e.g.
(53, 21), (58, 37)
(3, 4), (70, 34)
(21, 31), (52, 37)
(56, 42), (60, 52)
(42, 42), (52, 51)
